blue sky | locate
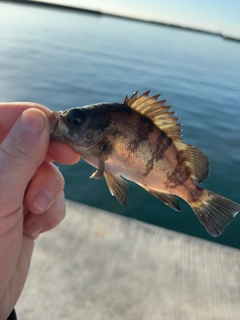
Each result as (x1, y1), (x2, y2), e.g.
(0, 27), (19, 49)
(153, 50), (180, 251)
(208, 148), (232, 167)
(36, 0), (240, 38)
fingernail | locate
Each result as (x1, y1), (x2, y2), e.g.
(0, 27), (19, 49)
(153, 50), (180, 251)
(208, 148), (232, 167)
(33, 191), (51, 212)
(21, 109), (46, 135)
(27, 221), (43, 235)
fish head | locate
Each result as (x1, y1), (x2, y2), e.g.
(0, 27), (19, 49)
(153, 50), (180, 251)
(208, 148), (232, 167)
(50, 104), (113, 152)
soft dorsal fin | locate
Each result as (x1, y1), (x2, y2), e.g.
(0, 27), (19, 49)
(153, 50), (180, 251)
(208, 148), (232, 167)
(124, 90), (209, 183)
(124, 90), (182, 143)
(176, 143), (209, 183)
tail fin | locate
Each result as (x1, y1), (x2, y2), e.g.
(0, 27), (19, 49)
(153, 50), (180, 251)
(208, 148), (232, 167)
(190, 190), (240, 237)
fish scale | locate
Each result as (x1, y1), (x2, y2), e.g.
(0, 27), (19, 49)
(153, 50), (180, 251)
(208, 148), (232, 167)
(50, 90), (240, 237)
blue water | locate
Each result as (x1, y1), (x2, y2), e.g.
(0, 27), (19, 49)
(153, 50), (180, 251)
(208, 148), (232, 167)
(1, 2), (240, 248)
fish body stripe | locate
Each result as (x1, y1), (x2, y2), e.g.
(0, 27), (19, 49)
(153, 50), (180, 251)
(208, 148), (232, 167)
(49, 91), (240, 237)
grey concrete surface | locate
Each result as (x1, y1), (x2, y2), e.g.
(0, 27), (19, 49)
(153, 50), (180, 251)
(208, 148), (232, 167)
(16, 200), (240, 320)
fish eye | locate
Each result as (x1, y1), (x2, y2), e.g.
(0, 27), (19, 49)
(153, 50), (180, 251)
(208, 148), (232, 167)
(66, 109), (86, 125)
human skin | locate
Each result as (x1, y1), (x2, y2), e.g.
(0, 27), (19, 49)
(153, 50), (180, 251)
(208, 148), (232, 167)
(0, 103), (80, 319)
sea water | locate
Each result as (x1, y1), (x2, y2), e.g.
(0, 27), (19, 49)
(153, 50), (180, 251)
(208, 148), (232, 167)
(0, 2), (240, 247)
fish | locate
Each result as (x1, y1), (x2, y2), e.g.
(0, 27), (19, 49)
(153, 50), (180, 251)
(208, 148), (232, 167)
(50, 90), (240, 237)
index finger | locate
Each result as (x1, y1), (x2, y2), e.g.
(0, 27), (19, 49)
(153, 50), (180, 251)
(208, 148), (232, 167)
(0, 102), (80, 164)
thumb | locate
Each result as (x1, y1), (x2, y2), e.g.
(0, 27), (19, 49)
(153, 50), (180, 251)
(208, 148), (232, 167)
(0, 108), (50, 214)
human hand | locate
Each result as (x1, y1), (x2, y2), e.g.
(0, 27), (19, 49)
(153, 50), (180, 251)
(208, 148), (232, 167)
(0, 103), (80, 319)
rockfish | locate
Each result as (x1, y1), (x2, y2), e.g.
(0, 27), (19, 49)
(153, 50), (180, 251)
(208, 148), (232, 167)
(50, 90), (240, 236)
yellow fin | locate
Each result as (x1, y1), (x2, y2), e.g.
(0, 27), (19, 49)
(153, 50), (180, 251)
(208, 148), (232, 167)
(124, 90), (182, 143)
(176, 143), (209, 183)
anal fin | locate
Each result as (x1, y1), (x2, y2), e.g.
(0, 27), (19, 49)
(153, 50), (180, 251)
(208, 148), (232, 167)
(146, 189), (181, 211)
(104, 172), (128, 205)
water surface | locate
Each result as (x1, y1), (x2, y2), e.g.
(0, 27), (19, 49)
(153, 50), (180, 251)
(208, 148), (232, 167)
(0, 2), (240, 247)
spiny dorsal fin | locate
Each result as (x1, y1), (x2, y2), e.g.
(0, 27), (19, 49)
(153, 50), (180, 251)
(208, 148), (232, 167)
(124, 90), (182, 143)
(124, 91), (209, 184)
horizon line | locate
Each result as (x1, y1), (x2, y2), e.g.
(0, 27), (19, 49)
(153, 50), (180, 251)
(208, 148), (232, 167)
(2, 0), (240, 43)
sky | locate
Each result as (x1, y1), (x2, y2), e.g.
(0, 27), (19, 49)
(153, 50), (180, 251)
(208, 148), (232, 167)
(35, 0), (240, 38)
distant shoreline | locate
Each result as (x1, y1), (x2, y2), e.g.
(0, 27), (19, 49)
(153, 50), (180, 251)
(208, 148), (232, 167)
(2, 0), (240, 43)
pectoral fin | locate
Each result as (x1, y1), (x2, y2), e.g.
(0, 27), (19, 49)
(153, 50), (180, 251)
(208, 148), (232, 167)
(146, 189), (181, 211)
(90, 152), (106, 179)
(104, 172), (128, 205)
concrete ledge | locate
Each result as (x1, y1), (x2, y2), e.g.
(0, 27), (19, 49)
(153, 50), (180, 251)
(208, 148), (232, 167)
(16, 200), (240, 319)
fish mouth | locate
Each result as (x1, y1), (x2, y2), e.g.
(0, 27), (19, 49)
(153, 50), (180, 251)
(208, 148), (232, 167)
(50, 111), (71, 142)
(50, 112), (60, 135)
